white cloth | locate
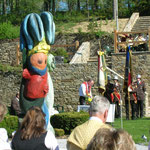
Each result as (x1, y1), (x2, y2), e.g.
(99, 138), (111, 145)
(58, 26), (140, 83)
(45, 130), (59, 150)
(79, 82), (92, 97)
(148, 140), (150, 150)
(89, 116), (103, 123)
(0, 128), (11, 150)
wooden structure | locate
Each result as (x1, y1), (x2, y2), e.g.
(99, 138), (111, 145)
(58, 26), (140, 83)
(114, 28), (150, 53)
(16, 41), (79, 65)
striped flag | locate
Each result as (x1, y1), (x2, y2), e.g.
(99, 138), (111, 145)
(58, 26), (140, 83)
(98, 51), (107, 91)
(123, 46), (133, 93)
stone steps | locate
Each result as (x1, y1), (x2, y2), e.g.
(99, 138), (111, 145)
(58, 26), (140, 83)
(88, 56), (112, 68)
(132, 16), (150, 31)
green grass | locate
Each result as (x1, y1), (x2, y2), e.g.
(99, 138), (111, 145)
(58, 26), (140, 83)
(113, 117), (150, 144)
(56, 22), (77, 33)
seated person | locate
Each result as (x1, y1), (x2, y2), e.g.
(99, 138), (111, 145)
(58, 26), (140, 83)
(67, 96), (110, 150)
(0, 103), (11, 150)
(87, 128), (136, 150)
(10, 92), (21, 116)
(12, 106), (59, 150)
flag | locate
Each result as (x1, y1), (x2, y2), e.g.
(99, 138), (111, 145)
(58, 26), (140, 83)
(98, 51), (107, 91)
(123, 46), (133, 93)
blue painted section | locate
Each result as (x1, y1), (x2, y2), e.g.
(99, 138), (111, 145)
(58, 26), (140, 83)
(42, 101), (49, 128)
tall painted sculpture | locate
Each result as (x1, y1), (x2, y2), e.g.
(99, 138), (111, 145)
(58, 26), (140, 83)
(19, 12), (55, 131)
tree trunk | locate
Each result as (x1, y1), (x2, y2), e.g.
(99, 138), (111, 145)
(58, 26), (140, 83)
(94, 0), (99, 10)
(3, 0), (7, 14)
(77, 0), (80, 11)
(10, 0), (14, 12)
(44, 0), (49, 11)
(52, 0), (55, 15)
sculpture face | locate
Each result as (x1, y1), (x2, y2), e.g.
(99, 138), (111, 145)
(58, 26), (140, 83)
(30, 53), (47, 70)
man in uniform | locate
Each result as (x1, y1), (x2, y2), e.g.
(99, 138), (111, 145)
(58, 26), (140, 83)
(135, 74), (146, 118)
(127, 82), (137, 120)
(104, 75), (114, 104)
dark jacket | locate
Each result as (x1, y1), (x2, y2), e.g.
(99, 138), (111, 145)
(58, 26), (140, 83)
(11, 97), (21, 115)
(135, 81), (146, 100)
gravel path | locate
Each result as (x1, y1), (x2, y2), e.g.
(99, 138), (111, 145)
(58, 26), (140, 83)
(57, 139), (148, 150)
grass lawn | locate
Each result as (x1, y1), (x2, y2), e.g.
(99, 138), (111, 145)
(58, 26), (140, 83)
(112, 117), (150, 144)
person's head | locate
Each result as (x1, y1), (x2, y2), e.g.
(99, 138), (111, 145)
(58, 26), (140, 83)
(114, 129), (136, 150)
(20, 106), (46, 140)
(107, 75), (111, 82)
(136, 74), (141, 82)
(0, 103), (7, 122)
(113, 86), (117, 92)
(114, 76), (119, 83)
(87, 78), (94, 87)
(89, 96), (110, 123)
(16, 92), (19, 98)
(87, 128), (136, 150)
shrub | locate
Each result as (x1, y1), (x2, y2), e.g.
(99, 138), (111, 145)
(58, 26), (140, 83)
(50, 48), (69, 63)
(0, 22), (19, 39)
(54, 128), (65, 137)
(51, 111), (89, 134)
(0, 115), (19, 137)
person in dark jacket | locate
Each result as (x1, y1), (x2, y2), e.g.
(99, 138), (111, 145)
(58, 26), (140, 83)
(10, 92), (21, 116)
(104, 75), (114, 104)
(135, 74), (146, 118)
(12, 106), (59, 150)
(128, 82), (137, 120)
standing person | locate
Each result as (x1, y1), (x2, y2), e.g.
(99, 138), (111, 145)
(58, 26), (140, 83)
(104, 75), (114, 104)
(12, 106), (59, 150)
(79, 79), (94, 105)
(67, 96), (110, 150)
(0, 103), (11, 150)
(126, 82), (137, 120)
(113, 76), (121, 92)
(135, 74), (146, 118)
(111, 86), (120, 118)
(11, 92), (21, 116)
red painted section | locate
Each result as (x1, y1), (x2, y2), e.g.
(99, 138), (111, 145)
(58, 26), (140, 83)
(23, 68), (49, 99)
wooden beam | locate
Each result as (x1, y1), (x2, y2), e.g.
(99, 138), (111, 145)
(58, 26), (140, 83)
(117, 30), (148, 35)
(16, 45), (20, 65)
(148, 27), (150, 51)
(51, 40), (79, 49)
(114, 29), (118, 53)
(118, 41), (148, 45)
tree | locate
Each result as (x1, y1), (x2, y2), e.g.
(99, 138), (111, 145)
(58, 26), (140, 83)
(77, 0), (80, 11)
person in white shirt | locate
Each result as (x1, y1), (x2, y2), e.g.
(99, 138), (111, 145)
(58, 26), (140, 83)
(79, 79), (94, 105)
(0, 103), (11, 150)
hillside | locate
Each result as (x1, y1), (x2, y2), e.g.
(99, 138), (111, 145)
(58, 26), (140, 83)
(58, 18), (129, 33)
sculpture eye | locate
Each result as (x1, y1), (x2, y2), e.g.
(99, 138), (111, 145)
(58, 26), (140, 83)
(38, 60), (43, 64)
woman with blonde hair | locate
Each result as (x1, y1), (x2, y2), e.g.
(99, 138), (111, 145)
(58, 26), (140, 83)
(0, 102), (11, 150)
(12, 106), (59, 150)
(87, 128), (136, 150)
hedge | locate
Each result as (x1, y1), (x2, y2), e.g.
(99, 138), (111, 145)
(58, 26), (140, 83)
(51, 111), (89, 134)
(0, 115), (19, 137)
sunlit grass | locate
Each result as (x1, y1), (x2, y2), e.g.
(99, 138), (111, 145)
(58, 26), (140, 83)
(113, 117), (150, 144)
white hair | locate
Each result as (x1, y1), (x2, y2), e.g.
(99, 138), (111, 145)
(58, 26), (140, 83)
(89, 96), (110, 115)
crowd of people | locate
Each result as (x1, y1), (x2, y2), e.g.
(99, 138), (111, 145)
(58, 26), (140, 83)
(0, 74), (147, 150)
(103, 74), (145, 120)
(119, 33), (148, 52)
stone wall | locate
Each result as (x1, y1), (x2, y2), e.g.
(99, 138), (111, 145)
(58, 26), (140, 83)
(0, 40), (150, 115)
(0, 41), (19, 66)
